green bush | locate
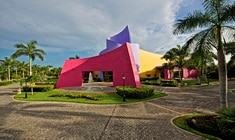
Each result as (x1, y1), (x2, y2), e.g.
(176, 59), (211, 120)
(35, 82), (55, 85)
(0, 81), (14, 86)
(160, 79), (178, 87)
(116, 86), (154, 99)
(216, 107), (235, 121)
(141, 80), (160, 85)
(23, 85), (54, 92)
(216, 118), (235, 139)
(186, 113), (235, 140)
(50, 93), (101, 101)
(186, 115), (220, 136)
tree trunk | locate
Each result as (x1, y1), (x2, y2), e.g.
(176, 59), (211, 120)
(179, 68), (183, 85)
(217, 25), (228, 109)
(170, 69), (174, 79)
(29, 57), (32, 76)
(22, 70), (25, 79)
(217, 49), (228, 108)
(7, 65), (10, 81)
(31, 87), (33, 95)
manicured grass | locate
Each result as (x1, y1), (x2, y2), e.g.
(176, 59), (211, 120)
(173, 114), (227, 140)
(183, 79), (219, 87)
(14, 89), (167, 104)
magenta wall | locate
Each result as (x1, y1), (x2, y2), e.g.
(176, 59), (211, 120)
(56, 43), (141, 88)
(164, 68), (199, 80)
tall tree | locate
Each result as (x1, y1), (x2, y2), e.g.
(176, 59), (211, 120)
(18, 61), (28, 79)
(162, 50), (175, 79)
(170, 45), (190, 85)
(12, 40), (46, 76)
(188, 43), (217, 84)
(0, 57), (14, 81)
(173, 0), (235, 108)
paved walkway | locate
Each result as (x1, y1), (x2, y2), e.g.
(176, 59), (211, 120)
(0, 81), (235, 140)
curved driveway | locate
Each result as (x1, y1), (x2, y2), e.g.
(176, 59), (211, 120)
(0, 81), (235, 140)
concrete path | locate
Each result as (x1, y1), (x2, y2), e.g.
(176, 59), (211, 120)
(0, 81), (235, 140)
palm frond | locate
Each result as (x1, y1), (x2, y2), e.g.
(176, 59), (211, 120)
(221, 1), (235, 22)
(173, 11), (212, 35)
(224, 41), (235, 55)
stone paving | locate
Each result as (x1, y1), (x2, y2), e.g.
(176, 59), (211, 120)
(0, 81), (235, 140)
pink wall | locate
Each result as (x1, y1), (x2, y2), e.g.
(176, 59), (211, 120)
(56, 43), (141, 88)
(164, 68), (199, 80)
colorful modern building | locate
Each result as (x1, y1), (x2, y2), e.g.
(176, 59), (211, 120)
(56, 26), (197, 88)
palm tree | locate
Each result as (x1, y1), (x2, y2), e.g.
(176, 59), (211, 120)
(162, 50), (175, 79)
(12, 40), (46, 76)
(0, 57), (14, 81)
(69, 54), (80, 59)
(173, 0), (235, 108)
(171, 45), (190, 85)
(19, 61), (28, 79)
(188, 49), (216, 84)
(224, 41), (235, 79)
(12, 60), (21, 79)
(189, 40), (217, 84)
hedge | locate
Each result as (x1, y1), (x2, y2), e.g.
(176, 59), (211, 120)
(35, 82), (55, 85)
(160, 79), (178, 87)
(116, 86), (154, 99)
(23, 85), (54, 92)
(0, 81), (14, 86)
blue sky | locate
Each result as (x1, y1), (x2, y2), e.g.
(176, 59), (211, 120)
(0, 0), (211, 67)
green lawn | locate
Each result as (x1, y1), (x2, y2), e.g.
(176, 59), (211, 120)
(173, 114), (220, 140)
(173, 114), (235, 140)
(14, 89), (167, 104)
(182, 78), (219, 86)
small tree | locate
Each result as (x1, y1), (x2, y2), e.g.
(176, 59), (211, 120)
(0, 57), (15, 81)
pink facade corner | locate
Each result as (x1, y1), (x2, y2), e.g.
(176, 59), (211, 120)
(56, 43), (141, 88)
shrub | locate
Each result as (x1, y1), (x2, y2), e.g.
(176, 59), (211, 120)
(116, 86), (154, 99)
(35, 82), (55, 85)
(186, 115), (220, 136)
(0, 81), (13, 86)
(160, 79), (178, 87)
(216, 118), (235, 139)
(216, 107), (235, 121)
(141, 80), (160, 85)
(186, 114), (235, 140)
(50, 94), (101, 101)
(23, 85), (54, 92)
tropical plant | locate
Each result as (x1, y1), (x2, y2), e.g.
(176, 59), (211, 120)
(19, 61), (28, 79)
(0, 57), (15, 81)
(12, 40), (46, 76)
(11, 60), (22, 79)
(224, 41), (235, 78)
(161, 50), (175, 79)
(187, 45), (216, 84)
(48, 67), (62, 77)
(163, 45), (190, 84)
(69, 54), (80, 59)
(172, 0), (235, 108)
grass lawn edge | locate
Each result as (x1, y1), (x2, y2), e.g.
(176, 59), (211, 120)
(171, 114), (221, 140)
(14, 90), (167, 105)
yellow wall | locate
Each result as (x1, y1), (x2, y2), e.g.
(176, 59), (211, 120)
(139, 49), (166, 78)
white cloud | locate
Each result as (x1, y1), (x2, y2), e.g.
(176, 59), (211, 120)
(0, 0), (187, 59)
